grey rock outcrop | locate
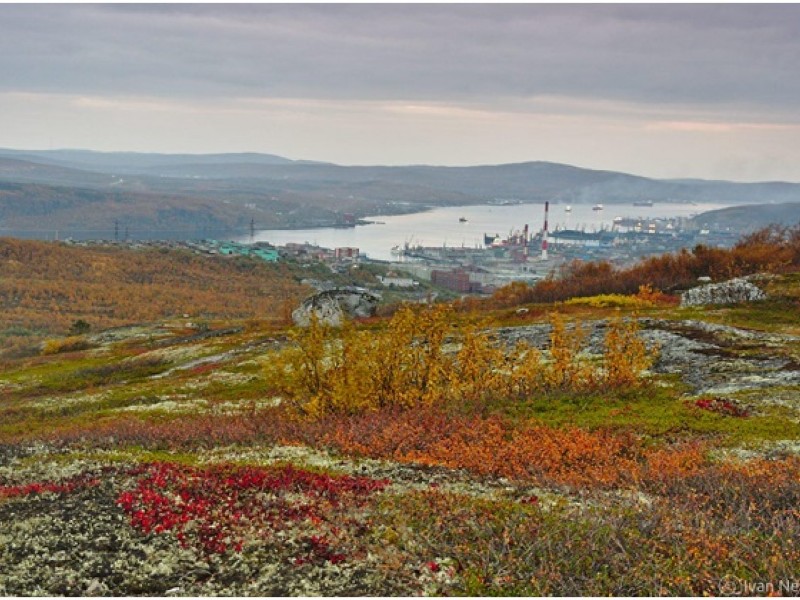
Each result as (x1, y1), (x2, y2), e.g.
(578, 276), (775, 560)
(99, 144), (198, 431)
(292, 287), (380, 327)
(680, 277), (766, 307)
(491, 317), (800, 396)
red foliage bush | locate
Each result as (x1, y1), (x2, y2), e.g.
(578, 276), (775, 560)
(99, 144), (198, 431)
(116, 462), (389, 559)
(0, 471), (103, 499)
(693, 396), (749, 417)
(189, 362), (220, 376)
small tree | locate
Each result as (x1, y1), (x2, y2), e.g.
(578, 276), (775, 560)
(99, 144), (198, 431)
(69, 319), (91, 335)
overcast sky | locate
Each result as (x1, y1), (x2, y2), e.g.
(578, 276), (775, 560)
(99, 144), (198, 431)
(1, 4), (799, 181)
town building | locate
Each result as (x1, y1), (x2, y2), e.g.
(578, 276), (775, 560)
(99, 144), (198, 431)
(431, 269), (482, 293)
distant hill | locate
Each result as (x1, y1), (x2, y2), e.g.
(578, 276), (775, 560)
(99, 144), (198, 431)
(691, 202), (800, 231)
(0, 157), (116, 187)
(0, 148), (299, 174)
(1, 149), (800, 236)
(0, 180), (319, 238)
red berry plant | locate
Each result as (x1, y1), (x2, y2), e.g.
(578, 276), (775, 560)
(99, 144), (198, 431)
(116, 462), (390, 565)
(693, 396), (749, 418)
(0, 472), (103, 500)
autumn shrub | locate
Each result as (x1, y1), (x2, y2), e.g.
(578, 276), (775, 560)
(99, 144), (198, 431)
(564, 293), (652, 309)
(370, 490), (543, 595)
(117, 462), (388, 559)
(635, 283), (677, 306)
(544, 312), (592, 390)
(0, 471), (103, 499)
(265, 306), (656, 417)
(67, 357), (169, 388)
(0, 334), (43, 361)
(563, 285), (676, 310)
(643, 453), (800, 529)
(322, 407), (643, 489)
(692, 396), (749, 417)
(602, 315), (656, 389)
(36, 405), (643, 490)
(267, 305), (508, 416)
(41, 335), (95, 355)
(640, 442), (709, 486)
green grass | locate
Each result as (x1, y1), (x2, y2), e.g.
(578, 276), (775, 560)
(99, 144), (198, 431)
(485, 383), (800, 446)
(689, 299), (800, 332)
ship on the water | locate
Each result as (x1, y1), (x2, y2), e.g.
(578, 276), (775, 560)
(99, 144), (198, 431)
(633, 200), (654, 207)
(592, 204), (604, 211)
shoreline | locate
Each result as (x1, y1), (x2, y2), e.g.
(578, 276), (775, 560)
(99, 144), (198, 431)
(0, 199), (729, 244)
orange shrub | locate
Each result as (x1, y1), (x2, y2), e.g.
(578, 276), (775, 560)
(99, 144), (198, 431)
(641, 443), (709, 486)
(324, 408), (644, 489)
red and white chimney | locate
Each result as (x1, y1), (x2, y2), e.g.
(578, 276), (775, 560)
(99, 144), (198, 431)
(541, 201), (549, 260)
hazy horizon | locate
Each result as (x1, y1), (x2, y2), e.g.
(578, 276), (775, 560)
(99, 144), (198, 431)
(5, 146), (800, 186)
(2, 4), (800, 183)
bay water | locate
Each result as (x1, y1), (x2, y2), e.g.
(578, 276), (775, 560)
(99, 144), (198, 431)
(247, 202), (728, 261)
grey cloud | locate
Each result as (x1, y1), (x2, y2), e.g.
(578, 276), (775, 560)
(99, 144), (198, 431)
(1, 4), (799, 114)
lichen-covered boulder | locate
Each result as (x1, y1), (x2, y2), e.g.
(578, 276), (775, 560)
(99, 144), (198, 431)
(292, 288), (381, 327)
(680, 277), (766, 307)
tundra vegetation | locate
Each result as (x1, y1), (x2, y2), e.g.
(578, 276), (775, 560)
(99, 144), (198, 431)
(1, 227), (800, 596)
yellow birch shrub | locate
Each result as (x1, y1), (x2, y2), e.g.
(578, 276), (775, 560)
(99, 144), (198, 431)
(564, 294), (651, 309)
(545, 312), (592, 391)
(41, 335), (94, 355)
(602, 314), (656, 388)
(635, 283), (660, 305)
(265, 313), (332, 417)
(392, 304), (452, 407)
(325, 324), (377, 415)
(266, 304), (658, 418)
(266, 304), (459, 416)
(506, 340), (545, 400)
(449, 325), (507, 404)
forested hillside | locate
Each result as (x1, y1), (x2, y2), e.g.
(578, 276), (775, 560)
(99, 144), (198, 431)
(0, 238), (308, 356)
(0, 180), (273, 235)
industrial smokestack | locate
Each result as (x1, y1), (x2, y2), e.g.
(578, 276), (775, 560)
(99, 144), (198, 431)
(523, 224), (529, 257)
(541, 202), (549, 260)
